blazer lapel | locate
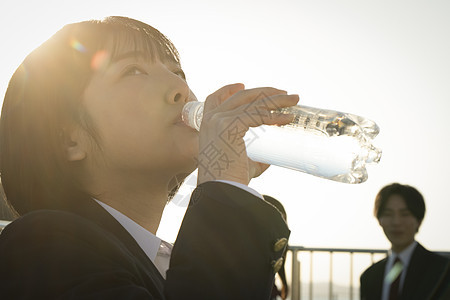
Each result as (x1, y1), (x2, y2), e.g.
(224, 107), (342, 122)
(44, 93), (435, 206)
(65, 197), (166, 296)
(401, 243), (437, 300)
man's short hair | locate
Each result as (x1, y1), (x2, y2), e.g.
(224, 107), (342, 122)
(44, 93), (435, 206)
(374, 183), (426, 223)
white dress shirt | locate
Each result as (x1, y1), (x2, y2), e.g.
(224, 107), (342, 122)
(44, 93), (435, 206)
(381, 241), (418, 300)
(94, 199), (172, 278)
(94, 181), (264, 279)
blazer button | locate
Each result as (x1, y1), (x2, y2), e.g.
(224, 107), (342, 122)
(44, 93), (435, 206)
(272, 257), (284, 273)
(273, 238), (288, 252)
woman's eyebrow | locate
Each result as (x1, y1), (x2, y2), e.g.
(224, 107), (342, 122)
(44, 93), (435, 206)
(110, 51), (148, 64)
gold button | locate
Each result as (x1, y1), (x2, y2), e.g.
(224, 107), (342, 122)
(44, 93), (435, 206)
(273, 238), (288, 252)
(272, 257), (284, 273)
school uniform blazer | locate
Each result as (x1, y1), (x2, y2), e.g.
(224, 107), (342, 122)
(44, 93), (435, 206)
(0, 181), (290, 299)
(360, 243), (450, 300)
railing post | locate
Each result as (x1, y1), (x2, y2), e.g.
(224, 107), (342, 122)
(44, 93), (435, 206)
(291, 249), (300, 300)
(329, 251), (333, 300)
(350, 252), (354, 300)
(309, 251), (313, 300)
(298, 259), (302, 300)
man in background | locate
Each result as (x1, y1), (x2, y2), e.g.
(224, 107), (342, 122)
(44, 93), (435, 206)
(360, 183), (449, 300)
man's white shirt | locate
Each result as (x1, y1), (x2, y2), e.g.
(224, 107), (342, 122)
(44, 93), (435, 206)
(381, 241), (418, 300)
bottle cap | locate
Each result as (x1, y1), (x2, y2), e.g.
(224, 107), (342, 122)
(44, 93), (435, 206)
(365, 145), (382, 164)
(182, 101), (203, 131)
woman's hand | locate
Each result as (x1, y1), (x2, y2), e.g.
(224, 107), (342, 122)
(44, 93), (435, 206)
(197, 83), (299, 186)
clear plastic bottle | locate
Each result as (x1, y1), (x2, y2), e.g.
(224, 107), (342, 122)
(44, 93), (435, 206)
(182, 101), (382, 184)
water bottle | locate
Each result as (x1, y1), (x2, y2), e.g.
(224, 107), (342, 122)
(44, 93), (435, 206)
(182, 101), (382, 184)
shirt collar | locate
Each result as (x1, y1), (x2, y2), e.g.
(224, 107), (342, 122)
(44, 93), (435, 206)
(388, 240), (418, 267)
(94, 199), (162, 262)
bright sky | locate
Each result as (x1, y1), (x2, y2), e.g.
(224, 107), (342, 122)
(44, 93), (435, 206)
(1, 0), (449, 259)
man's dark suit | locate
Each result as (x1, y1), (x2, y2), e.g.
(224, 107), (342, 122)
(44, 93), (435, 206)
(0, 181), (290, 299)
(360, 243), (450, 300)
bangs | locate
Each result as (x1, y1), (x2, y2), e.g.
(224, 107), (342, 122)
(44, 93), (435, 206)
(101, 16), (180, 65)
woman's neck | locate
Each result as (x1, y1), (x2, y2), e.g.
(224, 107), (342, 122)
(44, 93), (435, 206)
(85, 173), (171, 234)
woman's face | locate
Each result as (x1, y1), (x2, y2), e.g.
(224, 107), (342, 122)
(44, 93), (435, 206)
(80, 43), (198, 180)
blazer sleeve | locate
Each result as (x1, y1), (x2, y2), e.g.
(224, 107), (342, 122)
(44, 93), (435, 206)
(359, 268), (370, 300)
(165, 181), (290, 300)
(359, 259), (386, 300)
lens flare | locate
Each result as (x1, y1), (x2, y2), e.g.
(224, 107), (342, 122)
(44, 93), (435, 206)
(70, 38), (86, 53)
(91, 50), (110, 71)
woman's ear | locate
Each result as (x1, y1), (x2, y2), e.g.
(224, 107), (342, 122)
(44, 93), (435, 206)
(62, 126), (87, 162)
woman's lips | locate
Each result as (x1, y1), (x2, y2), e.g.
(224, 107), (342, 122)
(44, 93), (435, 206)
(174, 114), (195, 129)
(173, 114), (184, 125)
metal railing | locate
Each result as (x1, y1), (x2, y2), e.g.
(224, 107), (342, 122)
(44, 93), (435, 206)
(287, 246), (450, 300)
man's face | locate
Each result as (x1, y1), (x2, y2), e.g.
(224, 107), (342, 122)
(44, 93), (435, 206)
(378, 194), (420, 253)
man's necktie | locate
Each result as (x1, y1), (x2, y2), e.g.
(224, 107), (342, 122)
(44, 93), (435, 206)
(388, 256), (403, 300)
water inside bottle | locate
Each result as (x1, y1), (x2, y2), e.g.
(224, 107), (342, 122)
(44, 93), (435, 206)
(244, 125), (376, 183)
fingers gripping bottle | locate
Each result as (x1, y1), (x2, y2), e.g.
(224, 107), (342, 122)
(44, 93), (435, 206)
(182, 101), (382, 184)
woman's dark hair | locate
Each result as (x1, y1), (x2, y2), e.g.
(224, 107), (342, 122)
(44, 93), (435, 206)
(374, 182), (426, 223)
(0, 16), (182, 216)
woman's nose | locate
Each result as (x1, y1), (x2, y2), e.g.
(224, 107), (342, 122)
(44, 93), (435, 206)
(167, 76), (190, 105)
